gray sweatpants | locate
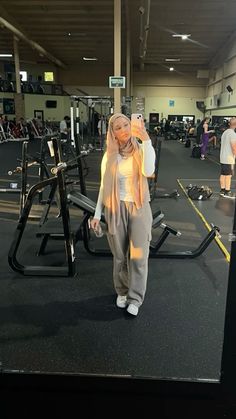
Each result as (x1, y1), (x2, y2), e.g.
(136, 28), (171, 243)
(107, 201), (153, 307)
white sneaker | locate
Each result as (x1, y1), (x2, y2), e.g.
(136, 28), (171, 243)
(223, 191), (236, 199)
(116, 295), (127, 308)
(127, 304), (139, 316)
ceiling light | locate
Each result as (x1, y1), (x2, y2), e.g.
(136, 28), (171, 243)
(169, 67), (174, 71)
(165, 58), (180, 62)
(172, 34), (191, 40)
(0, 53), (13, 57)
(83, 57), (98, 61)
(67, 32), (87, 37)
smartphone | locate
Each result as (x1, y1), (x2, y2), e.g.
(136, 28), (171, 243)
(131, 113), (143, 128)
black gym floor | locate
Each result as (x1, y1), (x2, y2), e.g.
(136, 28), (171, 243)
(0, 138), (233, 401)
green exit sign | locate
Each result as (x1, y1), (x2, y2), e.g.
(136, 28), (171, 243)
(109, 76), (126, 88)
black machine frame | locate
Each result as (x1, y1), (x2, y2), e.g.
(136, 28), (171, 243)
(68, 190), (220, 260)
(8, 130), (221, 277)
(8, 134), (89, 277)
(149, 133), (179, 200)
(8, 138), (76, 277)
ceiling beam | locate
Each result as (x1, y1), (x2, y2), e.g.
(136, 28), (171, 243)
(0, 4), (67, 68)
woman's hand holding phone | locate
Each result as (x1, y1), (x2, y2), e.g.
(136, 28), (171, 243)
(131, 114), (149, 141)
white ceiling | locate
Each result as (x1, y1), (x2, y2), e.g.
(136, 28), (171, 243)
(0, 0), (236, 74)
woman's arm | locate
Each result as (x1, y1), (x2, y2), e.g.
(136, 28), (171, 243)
(203, 123), (214, 134)
(141, 140), (156, 177)
(93, 153), (107, 220)
(132, 118), (155, 176)
(94, 186), (103, 220)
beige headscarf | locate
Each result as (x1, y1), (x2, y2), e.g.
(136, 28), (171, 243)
(102, 113), (149, 234)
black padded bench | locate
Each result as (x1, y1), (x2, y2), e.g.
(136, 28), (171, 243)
(67, 191), (164, 229)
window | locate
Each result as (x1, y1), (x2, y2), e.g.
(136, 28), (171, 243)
(44, 71), (54, 82)
(20, 71), (27, 81)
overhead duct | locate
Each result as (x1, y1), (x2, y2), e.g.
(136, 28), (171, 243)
(139, 0), (151, 69)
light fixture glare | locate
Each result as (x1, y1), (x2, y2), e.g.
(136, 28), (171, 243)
(165, 58), (180, 62)
(83, 57), (98, 61)
(172, 34), (191, 40)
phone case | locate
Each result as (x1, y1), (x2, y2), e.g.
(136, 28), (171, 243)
(131, 113), (143, 127)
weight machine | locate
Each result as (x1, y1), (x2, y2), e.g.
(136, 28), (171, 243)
(8, 136), (220, 277)
(149, 133), (179, 200)
(70, 95), (113, 150)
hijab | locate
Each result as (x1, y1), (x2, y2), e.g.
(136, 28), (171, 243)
(102, 113), (149, 234)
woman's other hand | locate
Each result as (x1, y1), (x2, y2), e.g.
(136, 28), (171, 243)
(90, 218), (101, 231)
(131, 119), (150, 142)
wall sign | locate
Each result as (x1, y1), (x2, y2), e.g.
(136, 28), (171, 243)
(3, 98), (15, 114)
(109, 76), (126, 88)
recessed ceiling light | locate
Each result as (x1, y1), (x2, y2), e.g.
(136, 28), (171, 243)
(172, 34), (191, 40)
(83, 57), (98, 61)
(67, 32), (87, 37)
(169, 67), (174, 71)
(0, 53), (13, 57)
(165, 58), (181, 62)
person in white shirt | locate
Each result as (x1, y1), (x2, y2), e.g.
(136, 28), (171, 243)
(90, 113), (155, 316)
(219, 117), (236, 198)
(60, 115), (70, 139)
(60, 115), (71, 155)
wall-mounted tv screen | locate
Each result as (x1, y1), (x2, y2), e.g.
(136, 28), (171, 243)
(46, 100), (57, 108)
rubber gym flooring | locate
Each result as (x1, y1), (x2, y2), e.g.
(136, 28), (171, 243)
(0, 137), (233, 385)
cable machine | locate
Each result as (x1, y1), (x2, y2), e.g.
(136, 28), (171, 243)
(70, 95), (113, 149)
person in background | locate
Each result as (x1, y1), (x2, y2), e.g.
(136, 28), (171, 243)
(164, 119), (170, 132)
(60, 115), (70, 140)
(97, 115), (107, 151)
(208, 131), (217, 149)
(90, 113), (155, 316)
(36, 75), (45, 94)
(200, 117), (215, 160)
(60, 115), (71, 155)
(219, 117), (236, 198)
(195, 119), (202, 144)
(6, 73), (14, 92)
(144, 118), (149, 133)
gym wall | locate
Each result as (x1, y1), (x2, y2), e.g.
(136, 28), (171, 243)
(132, 73), (206, 120)
(205, 36), (236, 114)
(0, 92), (71, 122)
(24, 94), (70, 121)
(64, 85), (112, 96)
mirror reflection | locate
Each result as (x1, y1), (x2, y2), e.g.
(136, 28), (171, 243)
(0, 0), (236, 391)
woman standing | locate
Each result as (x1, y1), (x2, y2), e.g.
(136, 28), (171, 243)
(200, 117), (215, 160)
(90, 113), (155, 316)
